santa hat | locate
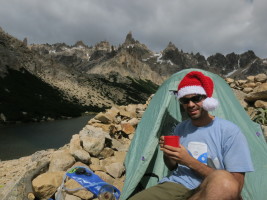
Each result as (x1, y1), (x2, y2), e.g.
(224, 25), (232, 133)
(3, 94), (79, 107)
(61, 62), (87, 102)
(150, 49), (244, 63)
(177, 71), (219, 111)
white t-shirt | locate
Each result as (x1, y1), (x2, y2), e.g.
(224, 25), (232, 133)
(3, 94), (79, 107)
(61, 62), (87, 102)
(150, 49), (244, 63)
(160, 117), (254, 189)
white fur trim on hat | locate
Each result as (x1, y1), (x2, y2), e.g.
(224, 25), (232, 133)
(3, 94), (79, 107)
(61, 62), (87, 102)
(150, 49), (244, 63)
(177, 86), (206, 99)
(202, 97), (219, 111)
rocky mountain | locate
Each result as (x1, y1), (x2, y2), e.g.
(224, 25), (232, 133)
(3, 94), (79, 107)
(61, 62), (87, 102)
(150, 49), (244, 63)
(1, 28), (266, 123)
(32, 31), (267, 81)
(0, 29), (158, 124)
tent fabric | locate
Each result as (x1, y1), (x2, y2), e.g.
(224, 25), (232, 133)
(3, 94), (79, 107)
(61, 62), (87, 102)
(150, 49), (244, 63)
(121, 68), (267, 200)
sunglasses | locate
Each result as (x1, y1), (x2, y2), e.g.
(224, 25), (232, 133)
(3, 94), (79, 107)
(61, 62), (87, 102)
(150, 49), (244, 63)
(179, 95), (206, 104)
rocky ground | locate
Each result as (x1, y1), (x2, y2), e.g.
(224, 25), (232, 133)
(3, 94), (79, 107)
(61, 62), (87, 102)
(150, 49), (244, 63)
(0, 74), (266, 200)
(0, 98), (151, 200)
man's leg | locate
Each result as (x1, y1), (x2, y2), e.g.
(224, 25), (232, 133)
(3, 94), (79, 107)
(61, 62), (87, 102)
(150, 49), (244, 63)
(188, 170), (240, 200)
(129, 182), (193, 200)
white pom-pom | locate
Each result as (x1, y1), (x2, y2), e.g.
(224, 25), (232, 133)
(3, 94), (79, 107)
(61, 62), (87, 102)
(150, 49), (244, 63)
(202, 97), (219, 111)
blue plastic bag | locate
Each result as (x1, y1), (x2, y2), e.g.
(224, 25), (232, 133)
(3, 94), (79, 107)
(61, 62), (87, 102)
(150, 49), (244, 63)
(56, 166), (121, 200)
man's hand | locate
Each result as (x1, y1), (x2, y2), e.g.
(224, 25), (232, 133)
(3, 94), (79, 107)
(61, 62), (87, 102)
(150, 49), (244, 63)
(160, 139), (194, 167)
(159, 136), (214, 177)
(159, 136), (178, 170)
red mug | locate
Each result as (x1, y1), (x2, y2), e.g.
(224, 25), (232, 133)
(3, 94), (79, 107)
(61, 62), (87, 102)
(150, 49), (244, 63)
(164, 135), (180, 147)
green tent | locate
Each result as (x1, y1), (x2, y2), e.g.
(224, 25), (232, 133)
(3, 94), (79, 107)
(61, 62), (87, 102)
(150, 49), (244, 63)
(121, 69), (267, 200)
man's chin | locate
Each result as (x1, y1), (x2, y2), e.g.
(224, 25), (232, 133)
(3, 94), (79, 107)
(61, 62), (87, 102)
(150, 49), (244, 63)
(189, 113), (201, 120)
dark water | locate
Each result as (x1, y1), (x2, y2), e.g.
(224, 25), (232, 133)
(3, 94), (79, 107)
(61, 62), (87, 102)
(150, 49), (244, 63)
(0, 115), (94, 161)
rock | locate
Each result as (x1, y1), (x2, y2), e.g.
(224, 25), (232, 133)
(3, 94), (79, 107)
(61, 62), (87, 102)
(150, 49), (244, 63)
(88, 118), (101, 125)
(113, 176), (125, 192)
(65, 193), (82, 200)
(49, 150), (75, 172)
(236, 80), (247, 86)
(99, 147), (115, 159)
(32, 171), (65, 199)
(136, 110), (145, 118)
(125, 104), (138, 117)
(230, 82), (236, 88)
(127, 117), (139, 127)
(88, 157), (103, 172)
(64, 179), (94, 199)
(69, 162), (89, 170)
(255, 82), (262, 87)
(0, 150), (53, 200)
(247, 76), (255, 82)
(225, 78), (234, 83)
(27, 192), (35, 200)
(90, 157), (100, 166)
(254, 83), (267, 93)
(254, 100), (267, 109)
(70, 134), (91, 164)
(89, 122), (111, 132)
(94, 112), (112, 124)
(89, 164), (105, 172)
(243, 82), (257, 88)
(243, 87), (253, 93)
(114, 151), (127, 163)
(119, 105), (137, 119)
(111, 138), (129, 151)
(245, 83), (267, 101)
(79, 125), (110, 157)
(121, 123), (135, 135)
(105, 162), (125, 178)
(94, 171), (115, 185)
(80, 134), (105, 157)
(246, 107), (255, 117)
(106, 106), (120, 119)
(255, 73), (267, 82)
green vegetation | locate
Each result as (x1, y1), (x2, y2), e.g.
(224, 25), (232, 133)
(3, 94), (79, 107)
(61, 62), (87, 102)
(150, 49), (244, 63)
(251, 108), (267, 125)
(0, 67), (91, 123)
(98, 75), (158, 105)
(127, 77), (158, 94)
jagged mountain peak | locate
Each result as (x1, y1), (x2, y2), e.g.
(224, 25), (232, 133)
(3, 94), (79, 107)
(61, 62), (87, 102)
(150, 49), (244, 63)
(94, 40), (112, 51)
(124, 31), (137, 45)
(164, 41), (178, 51)
(73, 40), (87, 48)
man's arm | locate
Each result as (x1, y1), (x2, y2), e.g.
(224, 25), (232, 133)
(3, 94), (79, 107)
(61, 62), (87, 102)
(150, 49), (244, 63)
(161, 143), (245, 190)
(161, 143), (215, 177)
(163, 154), (178, 171)
(231, 172), (245, 193)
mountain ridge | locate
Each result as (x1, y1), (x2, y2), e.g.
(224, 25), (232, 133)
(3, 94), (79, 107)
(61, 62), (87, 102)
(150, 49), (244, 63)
(1, 28), (266, 123)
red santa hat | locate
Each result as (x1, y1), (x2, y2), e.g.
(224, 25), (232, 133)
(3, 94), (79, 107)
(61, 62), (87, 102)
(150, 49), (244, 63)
(177, 71), (219, 111)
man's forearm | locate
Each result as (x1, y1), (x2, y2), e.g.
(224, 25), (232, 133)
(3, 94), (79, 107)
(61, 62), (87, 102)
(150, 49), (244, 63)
(164, 155), (178, 171)
(185, 157), (215, 177)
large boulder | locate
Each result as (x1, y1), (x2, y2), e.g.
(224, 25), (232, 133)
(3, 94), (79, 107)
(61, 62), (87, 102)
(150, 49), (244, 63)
(255, 73), (267, 82)
(245, 83), (267, 102)
(79, 126), (106, 157)
(32, 171), (65, 199)
(105, 162), (125, 178)
(69, 134), (91, 164)
(49, 150), (75, 172)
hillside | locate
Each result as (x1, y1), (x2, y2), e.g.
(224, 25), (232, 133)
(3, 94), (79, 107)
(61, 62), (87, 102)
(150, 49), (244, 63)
(0, 29), (158, 124)
(1, 28), (267, 124)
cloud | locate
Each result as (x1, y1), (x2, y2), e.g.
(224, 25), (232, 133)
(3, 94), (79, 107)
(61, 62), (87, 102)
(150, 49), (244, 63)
(0, 0), (266, 58)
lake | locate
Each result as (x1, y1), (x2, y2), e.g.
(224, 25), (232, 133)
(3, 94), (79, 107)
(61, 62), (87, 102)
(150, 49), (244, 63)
(0, 115), (94, 161)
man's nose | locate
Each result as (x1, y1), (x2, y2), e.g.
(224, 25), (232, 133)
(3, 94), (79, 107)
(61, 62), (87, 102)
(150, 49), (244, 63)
(187, 100), (195, 107)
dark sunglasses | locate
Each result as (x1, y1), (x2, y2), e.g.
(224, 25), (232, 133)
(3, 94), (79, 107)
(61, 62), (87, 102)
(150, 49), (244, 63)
(179, 95), (206, 104)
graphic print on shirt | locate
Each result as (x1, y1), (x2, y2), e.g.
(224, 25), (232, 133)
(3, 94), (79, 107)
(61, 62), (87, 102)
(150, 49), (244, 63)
(188, 142), (208, 164)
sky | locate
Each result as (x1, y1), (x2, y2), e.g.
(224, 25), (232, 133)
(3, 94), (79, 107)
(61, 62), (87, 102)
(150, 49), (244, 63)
(0, 0), (267, 58)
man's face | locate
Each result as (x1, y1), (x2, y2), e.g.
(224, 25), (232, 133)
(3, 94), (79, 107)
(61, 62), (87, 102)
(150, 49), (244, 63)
(179, 94), (207, 120)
